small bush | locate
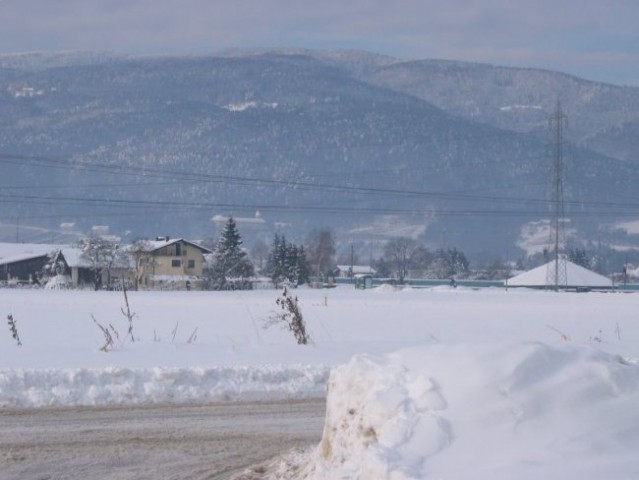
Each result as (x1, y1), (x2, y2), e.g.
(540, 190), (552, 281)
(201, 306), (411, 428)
(91, 314), (119, 352)
(268, 286), (310, 345)
(120, 283), (136, 342)
(7, 314), (22, 346)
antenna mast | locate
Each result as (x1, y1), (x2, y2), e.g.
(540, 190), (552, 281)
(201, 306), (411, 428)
(546, 101), (568, 290)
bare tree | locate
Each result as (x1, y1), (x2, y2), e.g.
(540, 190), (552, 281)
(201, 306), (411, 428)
(383, 237), (418, 284)
(250, 239), (269, 274)
(306, 228), (336, 278)
(129, 239), (155, 291)
(78, 236), (125, 290)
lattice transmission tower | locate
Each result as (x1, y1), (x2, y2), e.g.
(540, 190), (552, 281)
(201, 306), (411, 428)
(546, 101), (568, 290)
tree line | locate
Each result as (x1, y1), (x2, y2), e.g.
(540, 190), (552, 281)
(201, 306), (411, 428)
(41, 217), (477, 291)
(205, 218), (471, 290)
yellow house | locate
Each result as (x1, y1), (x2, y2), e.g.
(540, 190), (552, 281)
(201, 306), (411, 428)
(138, 237), (212, 290)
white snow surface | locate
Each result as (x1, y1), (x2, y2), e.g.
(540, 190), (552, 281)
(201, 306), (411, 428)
(298, 344), (639, 479)
(3, 286), (639, 479)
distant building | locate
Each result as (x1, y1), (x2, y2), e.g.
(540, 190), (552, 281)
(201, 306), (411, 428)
(50, 248), (101, 288)
(0, 243), (59, 285)
(336, 265), (376, 279)
(136, 237), (213, 290)
(0, 238), (214, 291)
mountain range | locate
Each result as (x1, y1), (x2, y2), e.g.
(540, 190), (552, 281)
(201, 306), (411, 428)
(1, 49), (638, 264)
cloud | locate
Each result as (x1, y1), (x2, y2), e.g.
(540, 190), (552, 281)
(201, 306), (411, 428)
(0, 0), (637, 85)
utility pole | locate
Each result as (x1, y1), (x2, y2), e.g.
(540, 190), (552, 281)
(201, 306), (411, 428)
(350, 244), (354, 283)
(624, 253), (628, 288)
(546, 101), (568, 290)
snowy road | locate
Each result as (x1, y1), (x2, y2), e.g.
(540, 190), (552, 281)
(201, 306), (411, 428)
(0, 399), (325, 480)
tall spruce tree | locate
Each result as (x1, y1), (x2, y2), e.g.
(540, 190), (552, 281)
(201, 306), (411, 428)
(265, 234), (310, 287)
(209, 217), (254, 290)
(568, 247), (590, 269)
(294, 245), (311, 285)
(266, 234), (286, 287)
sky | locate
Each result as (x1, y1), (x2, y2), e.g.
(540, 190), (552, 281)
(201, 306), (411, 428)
(0, 0), (638, 86)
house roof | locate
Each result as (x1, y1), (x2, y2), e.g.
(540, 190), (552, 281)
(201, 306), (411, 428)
(59, 248), (92, 268)
(143, 238), (213, 254)
(0, 243), (59, 266)
(337, 265), (376, 275)
(506, 259), (613, 288)
(0, 251), (50, 266)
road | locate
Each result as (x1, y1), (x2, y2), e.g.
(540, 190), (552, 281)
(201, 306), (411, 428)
(0, 399), (326, 480)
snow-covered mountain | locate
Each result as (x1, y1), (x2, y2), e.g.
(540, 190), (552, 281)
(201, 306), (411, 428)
(1, 50), (637, 262)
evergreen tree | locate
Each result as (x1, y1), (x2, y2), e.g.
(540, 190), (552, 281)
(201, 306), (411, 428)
(448, 247), (470, 276)
(265, 234), (310, 287)
(372, 256), (392, 278)
(568, 247), (590, 269)
(285, 242), (298, 284)
(430, 247), (469, 278)
(209, 217), (254, 290)
(295, 245), (311, 285)
(265, 234), (285, 287)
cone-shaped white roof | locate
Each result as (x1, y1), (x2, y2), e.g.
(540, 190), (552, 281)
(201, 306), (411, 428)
(506, 259), (613, 288)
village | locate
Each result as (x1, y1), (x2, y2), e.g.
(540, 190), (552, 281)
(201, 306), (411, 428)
(0, 217), (360, 291)
(0, 229), (628, 293)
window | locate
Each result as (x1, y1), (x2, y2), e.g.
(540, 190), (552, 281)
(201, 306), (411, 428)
(171, 259), (181, 268)
(187, 259), (195, 269)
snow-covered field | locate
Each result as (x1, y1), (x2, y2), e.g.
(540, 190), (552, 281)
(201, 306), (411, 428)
(2, 285), (639, 479)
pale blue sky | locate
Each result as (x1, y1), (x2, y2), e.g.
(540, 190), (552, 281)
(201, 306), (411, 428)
(1, 0), (637, 86)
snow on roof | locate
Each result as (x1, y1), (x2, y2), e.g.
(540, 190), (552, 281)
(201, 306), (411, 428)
(59, 248), (92, 268)
(0, 251), (50, 265)
(337, 265), (375, 275)
(506, 258), (613, 288)
(145, 238), (178, 251)
(144, 238), (213, 254)
(0, 242), (59, 258)
(0, 243), (59, 265)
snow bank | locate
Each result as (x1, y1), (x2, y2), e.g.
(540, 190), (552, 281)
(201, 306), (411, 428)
(0, 365), (329, 407)
(295, 343), (639, 480)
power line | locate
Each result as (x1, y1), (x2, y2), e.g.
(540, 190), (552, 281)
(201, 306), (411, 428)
(2, 151), (639, 217)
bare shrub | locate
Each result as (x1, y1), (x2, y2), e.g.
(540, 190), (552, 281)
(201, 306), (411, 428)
(267, 286), (310, 345)
(92, 314), (118, 352)
(91, 282), (134, 351)
(7, 314), (22, 346)
(120, 282), (136, 342)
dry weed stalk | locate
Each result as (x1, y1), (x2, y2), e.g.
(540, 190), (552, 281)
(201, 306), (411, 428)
(7, 314), (22, 346)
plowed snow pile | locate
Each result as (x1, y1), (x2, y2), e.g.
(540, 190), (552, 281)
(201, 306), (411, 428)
(291, 343), (639, 480)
